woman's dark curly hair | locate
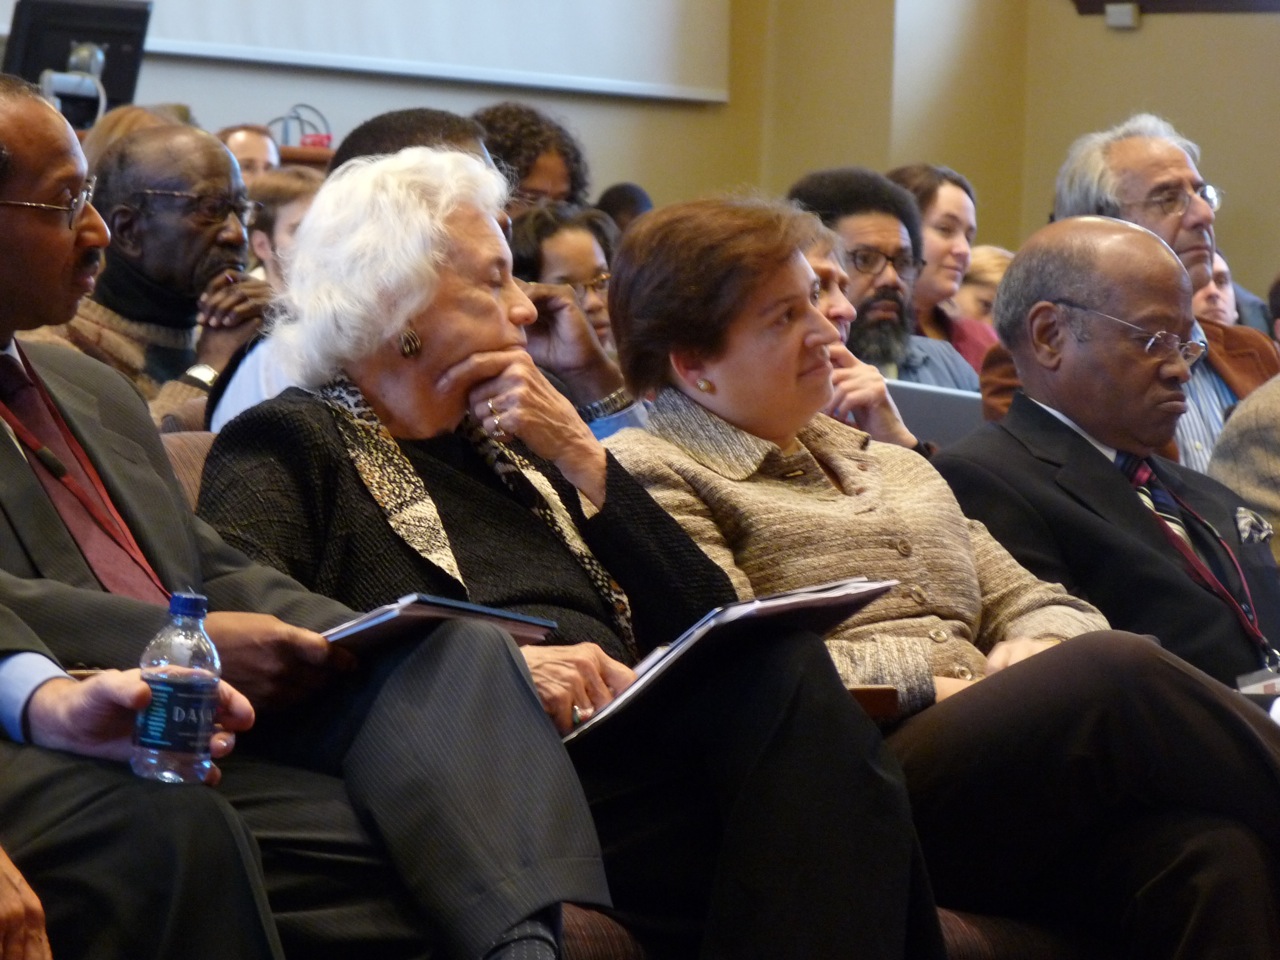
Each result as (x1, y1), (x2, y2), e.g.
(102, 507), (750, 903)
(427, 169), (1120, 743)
(472, 101), (590, 205)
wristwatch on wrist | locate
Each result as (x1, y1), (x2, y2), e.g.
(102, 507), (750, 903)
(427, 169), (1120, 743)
(179, 363), (219, 391)
(575, 387), (634, 422)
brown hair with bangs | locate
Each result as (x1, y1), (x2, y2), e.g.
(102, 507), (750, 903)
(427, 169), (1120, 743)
(611, 196), (819, 394)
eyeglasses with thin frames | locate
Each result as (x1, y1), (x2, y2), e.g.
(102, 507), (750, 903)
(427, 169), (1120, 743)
(1052, 300), (1205, 366)
(1121, 183), (1222, 219)
(0, 176), (96, 229)
(135, 189), (262, 226)
(845, 245), (926, 283)
(568, 271), (610, 301)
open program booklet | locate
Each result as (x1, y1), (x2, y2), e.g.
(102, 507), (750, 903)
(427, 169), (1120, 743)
(563, 577), (896, 743)
(324, 593), (557, 649)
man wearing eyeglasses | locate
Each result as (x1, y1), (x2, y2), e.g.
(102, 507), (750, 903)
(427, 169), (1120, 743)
(981, 114), (1280, 473)
(934, 216), (1280, 695)
(788, 167), (979, 392)
(20, 123), (272, 429)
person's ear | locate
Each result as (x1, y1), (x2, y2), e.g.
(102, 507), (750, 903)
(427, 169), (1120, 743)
(249, 229), (273, 266)
(1027, 301), (1070, 372)
(106, 204), (145, 258)
(668, 350), (708, 393)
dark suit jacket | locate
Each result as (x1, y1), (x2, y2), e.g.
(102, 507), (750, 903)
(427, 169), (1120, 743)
(933, 393), (1280, 686)
(0, 341), (350, 671)
(979, 320), (1280, 460)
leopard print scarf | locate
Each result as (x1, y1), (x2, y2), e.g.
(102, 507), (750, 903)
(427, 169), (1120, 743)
(317, 375), (635, 655)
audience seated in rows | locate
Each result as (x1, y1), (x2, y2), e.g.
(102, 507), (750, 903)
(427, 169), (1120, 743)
(0, 76), (615, 960)
(979, 113), (1280, 473)
(886, 164), (998, 373)
(210, 108), (635, 439)
(787, 167), (980, 391)
(602, 197), (1280, 958)
(196, 145), (944, 960)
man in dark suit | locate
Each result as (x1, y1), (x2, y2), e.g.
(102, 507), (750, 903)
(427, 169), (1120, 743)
(0, 75), (607, 959)
(935, 216), (1280, 697)
(979, 114), (1280, 472)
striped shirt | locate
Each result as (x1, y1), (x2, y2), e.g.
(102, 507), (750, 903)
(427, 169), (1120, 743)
(1176, 320), (1237, 474)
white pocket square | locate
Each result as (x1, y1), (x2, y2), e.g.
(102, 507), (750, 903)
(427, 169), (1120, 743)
(1235, 507), (1274, 544)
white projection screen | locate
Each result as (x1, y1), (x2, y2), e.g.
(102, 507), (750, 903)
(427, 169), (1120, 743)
(1, 0), (731, 102)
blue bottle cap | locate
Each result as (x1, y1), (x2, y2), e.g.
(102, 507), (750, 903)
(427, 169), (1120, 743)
(168, 591), (208, 618)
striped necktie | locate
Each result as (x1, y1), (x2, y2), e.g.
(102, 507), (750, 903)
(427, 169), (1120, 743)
(1115, 449), (1267, 646)
(1115, 451), (1192, 547)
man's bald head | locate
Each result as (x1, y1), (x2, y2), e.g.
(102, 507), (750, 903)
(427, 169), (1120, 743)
(998, 216), (1196, 457)
(996, 218), (1173, 348)
(94, 125), (238, 212)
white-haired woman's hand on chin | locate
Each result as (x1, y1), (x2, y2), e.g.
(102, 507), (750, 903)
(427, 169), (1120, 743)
(444, 348), (610, 507)
(825, 344), (918, 449)
(519, 280), (625, 406)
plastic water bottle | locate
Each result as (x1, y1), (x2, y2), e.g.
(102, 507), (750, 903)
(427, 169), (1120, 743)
(131, 591), (221, 784)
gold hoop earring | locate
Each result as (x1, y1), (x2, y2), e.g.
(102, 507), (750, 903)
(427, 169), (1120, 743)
(695, 378), (713, 393)
(399, 328), (422, 358)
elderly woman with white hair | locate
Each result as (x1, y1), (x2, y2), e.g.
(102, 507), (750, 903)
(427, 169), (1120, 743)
(197, 146), (946, 960)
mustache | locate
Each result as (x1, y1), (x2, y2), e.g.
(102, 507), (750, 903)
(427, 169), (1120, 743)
(78, 249), (103, 274)
(856, 287), (907, 313)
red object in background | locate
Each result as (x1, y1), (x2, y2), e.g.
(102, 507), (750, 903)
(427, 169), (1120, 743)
(300, 133), (332, 148)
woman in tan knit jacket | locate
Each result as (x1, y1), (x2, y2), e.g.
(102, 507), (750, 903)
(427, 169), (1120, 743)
(604, 196), (1280, 959)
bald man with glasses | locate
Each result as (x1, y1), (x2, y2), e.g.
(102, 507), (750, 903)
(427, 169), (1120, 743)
(934, 216), (1280, 696)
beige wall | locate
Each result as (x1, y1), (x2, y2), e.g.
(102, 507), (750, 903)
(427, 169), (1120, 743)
(887, 0), (1028, 251)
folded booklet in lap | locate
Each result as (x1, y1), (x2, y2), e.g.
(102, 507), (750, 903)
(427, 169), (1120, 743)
(324, 593), (558, 649)
(563, 577), (896, 743)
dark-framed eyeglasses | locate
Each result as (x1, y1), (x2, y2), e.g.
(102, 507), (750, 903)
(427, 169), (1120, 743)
(1124, 183), (1222, 218)
(1052, 300), (1205, 365)
(0, 176), (96, 229)
(135, 189), (262, 226)
(568, 271), (610, 301)
(846, 245), (926, 282)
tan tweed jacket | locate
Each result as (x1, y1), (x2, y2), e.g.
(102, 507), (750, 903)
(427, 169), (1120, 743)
(19, 299), (205, 428)
(606, 388), (1109, 716)
(1209, 373), (1280, 563)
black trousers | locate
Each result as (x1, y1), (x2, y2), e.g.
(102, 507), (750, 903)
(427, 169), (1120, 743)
(0, 742), (283, 960)
(890, 631), (1280, 960)
(570, 629), (946, 960)
(236, 620), (609, 960)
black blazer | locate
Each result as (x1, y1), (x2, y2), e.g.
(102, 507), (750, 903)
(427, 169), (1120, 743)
(933, 392), (1280, 687)
(0, 342), (349, 670)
